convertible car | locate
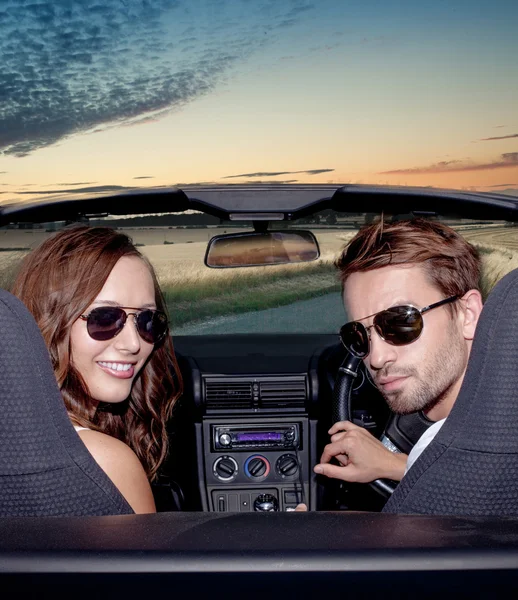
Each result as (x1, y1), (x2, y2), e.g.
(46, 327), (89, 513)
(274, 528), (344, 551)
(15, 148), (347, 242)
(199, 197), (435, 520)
(2, 184), (518, 597)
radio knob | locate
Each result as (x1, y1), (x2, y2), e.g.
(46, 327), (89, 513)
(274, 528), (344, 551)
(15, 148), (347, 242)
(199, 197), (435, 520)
(244, 455), (270, 479)
(213, 456), (238, 481)
(276, 454), (299, 477)
(247, 457), (267, 477)
(253, 493), (279, 512)
(219, 433), (231, 447)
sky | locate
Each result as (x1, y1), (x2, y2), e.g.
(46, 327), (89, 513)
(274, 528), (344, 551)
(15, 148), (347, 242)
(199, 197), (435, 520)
(1, 0), (517, 205)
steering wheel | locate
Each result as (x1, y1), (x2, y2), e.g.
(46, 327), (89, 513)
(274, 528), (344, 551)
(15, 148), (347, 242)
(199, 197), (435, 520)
(331, 352), (397, 498)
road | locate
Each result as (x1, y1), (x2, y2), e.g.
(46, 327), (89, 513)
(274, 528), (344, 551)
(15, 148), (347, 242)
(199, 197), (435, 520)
(173, 291), (346, 336)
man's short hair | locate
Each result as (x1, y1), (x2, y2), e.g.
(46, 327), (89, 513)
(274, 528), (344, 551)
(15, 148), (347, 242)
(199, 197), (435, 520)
(335, 218), (481, 300)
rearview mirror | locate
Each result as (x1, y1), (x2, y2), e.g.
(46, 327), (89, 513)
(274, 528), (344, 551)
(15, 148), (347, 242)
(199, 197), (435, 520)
(204, 230), (320, 268)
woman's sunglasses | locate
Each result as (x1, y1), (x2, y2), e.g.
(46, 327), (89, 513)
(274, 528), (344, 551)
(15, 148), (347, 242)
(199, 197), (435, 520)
(79, 306), (169, 344)
(339, 295), (458, 358)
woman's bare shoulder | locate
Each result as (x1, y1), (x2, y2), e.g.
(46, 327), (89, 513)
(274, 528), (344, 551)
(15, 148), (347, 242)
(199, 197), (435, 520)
(76, 429), (156, 514)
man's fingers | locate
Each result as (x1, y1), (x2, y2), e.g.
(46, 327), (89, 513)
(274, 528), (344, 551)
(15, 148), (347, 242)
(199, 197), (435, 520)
(294, 503), (308, 512)
(330, 430), (348, 443)
(328, 420), (354, 435)
(314, 463), (353, 481)
(320, 440), (349, 464)
(336, 453), (349, 467)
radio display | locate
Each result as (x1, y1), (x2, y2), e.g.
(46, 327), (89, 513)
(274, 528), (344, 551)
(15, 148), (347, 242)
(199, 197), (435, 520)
(235, 432), (283, 442)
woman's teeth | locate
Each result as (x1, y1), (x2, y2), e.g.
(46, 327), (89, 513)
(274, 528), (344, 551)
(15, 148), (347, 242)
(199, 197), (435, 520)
(98, 362), (132, 372)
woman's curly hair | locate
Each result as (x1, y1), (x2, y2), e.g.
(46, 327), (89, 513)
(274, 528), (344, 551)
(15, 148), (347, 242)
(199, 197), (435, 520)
(12, 225), (183, 481)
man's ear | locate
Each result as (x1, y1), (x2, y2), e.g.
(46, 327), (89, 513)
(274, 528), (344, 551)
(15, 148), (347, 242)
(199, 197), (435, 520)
(459, 289), (484, 341)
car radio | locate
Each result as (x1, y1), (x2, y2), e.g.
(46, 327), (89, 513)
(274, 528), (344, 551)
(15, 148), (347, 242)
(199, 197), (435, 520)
(213, 424), (300, 451)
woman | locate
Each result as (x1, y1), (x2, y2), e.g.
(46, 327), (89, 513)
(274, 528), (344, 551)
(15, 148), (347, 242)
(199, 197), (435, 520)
(12, 226), (183, 514)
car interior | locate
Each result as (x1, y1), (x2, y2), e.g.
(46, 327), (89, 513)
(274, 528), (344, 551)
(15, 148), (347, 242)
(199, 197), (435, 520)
(2, 185), (518, 597)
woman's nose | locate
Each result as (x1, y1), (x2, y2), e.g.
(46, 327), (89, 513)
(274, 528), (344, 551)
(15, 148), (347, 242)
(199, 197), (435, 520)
(114, 314), (141, 353)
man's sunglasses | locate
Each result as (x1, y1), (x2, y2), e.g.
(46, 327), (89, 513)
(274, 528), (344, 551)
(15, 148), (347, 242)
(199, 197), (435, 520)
(79, 306), (169, 344)
(339, 295), (458, 358)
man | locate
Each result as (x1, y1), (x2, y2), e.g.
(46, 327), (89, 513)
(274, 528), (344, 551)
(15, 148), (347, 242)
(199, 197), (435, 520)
(314, 218), (484, 484)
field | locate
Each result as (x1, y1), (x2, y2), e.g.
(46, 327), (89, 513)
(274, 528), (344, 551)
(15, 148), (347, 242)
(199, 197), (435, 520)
(461, 227), (518, 298)
(1, 225), (518, 328)
(146, 230), (347, 327)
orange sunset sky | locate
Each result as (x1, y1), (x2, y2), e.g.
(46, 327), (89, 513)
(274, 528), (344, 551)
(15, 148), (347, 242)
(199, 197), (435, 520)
(1, 0), (517, 205)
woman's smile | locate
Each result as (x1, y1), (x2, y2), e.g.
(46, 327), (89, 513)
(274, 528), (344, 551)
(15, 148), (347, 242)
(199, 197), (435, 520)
(97, 361), (136, 379)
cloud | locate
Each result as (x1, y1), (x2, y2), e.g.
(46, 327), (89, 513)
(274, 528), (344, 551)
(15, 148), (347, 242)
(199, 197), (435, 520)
(479, 134), (518, 141)
(133, 176), (155, 180)
(487, 183), (517, 187)
(10, 184), (137, 195)
(174, 181), (219, 187)
(0, 1), (315, 157)
(379, 153), (518, 175)
(57, 181), (96, 186)
(242, 179), (299, 184)
(10, 182), (237, 196)
(223, 168), (334, 179)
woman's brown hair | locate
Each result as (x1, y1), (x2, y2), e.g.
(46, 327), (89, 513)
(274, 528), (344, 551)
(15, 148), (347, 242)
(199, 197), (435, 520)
(335, 217), (481, 302)
(11, 226), (183, 481)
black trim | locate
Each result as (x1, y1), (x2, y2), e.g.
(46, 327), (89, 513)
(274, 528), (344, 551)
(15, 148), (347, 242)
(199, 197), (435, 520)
(3, 184), (518, 226)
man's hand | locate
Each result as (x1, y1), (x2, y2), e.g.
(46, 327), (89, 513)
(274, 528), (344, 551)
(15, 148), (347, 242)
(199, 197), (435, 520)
(314, 420), (408, 483)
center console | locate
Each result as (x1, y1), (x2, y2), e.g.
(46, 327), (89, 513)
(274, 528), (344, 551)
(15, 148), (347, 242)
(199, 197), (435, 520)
(195, 373), (317, 512)
(202, 416), (312, 511)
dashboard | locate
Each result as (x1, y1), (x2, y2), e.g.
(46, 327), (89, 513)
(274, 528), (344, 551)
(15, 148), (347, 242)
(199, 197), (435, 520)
(167, 333), (390, 513)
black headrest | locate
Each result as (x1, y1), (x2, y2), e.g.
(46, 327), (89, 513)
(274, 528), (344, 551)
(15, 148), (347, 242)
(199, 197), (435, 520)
(0, 288), (133, 516)
(384, 267), (518, 516)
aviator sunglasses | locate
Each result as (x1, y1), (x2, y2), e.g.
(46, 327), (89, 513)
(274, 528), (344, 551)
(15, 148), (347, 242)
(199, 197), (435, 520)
(79, 306), (169, 344)
(339, 295), (459, 358)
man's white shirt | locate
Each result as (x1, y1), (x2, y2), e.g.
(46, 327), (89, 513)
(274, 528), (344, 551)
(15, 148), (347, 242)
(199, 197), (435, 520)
(404, 418), (446, 476)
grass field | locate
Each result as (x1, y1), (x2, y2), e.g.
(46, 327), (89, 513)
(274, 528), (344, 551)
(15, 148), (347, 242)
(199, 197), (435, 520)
(137, 230), (350, 326)
(135, 226), (518, 325)
(461, 227), (518, 299)
(1, 225), (517, 327)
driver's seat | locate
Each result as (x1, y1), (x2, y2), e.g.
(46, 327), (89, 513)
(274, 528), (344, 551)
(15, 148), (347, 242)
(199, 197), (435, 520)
(383, 266), (518, 516)
(0, 288), (133, 516)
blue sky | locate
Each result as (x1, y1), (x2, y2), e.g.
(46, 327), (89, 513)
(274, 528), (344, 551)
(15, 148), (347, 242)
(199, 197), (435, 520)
(0, 0), (517, 202)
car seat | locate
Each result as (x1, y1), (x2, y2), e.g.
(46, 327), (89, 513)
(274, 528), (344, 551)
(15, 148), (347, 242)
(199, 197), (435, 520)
(383, 267), (518, 516)
(0, 288), (133, 516)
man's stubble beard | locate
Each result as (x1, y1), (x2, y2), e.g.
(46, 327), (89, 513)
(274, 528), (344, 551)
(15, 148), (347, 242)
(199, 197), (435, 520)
(375, 323), (468, 416)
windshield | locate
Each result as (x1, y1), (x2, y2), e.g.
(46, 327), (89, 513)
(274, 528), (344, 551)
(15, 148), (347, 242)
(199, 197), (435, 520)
(0, 0), (517, 203)
(2, 214), (518, 335)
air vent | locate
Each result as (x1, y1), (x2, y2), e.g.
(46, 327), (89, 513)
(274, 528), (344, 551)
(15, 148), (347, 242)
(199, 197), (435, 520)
(203, 375), (307, 412)
(205, 380), (253, 410)
(259, 378), (306, 409)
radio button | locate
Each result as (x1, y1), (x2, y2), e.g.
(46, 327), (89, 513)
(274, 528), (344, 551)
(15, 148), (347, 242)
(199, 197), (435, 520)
(213, 456), (238, 481)
(276, 454), (299, 478)
(244, 455), (270, 479)
(248, 458), (267, 477)
(219, 433), (231, 447)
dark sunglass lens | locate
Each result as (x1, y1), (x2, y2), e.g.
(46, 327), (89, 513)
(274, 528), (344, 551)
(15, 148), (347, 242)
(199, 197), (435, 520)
(87, 307), (126, 341)
(375, 306), (423, 346)
(136, 310), (168, 344)
(340, 321), (369, 358)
